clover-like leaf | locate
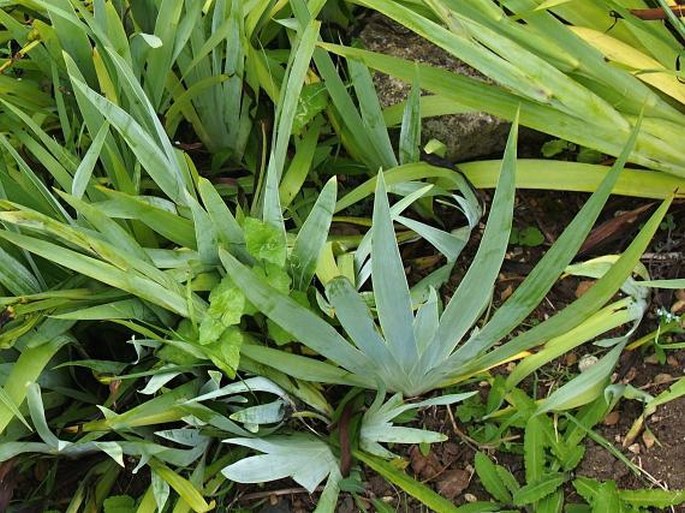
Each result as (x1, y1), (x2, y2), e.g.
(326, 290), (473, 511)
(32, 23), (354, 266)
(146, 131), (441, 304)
(203, 327), (243, 378)
(199, 275), (246, 345)
(244, 217), (287, 266)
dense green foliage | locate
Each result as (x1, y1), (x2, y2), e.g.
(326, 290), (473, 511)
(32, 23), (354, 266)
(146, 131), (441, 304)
(0, 1), (683, 511)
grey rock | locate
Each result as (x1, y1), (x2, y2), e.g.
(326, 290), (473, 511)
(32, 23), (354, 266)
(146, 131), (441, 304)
(357, 13), (543, 162)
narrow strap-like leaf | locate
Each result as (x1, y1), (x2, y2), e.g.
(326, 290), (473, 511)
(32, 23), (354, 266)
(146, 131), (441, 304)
(291, 177), (337, 290)
(420, 113), (518, 371)
(65, 55), (187, 205)
(72, 122), (109, 199)
(535, 342), (625, 415)
(0, 230), (190, 317)
(197, 177), (250, 262)
(445, 115), (645, 373)
(326, 276), (401, 389)
(399, 71), (421, 165)
(372, 173), (418, 374)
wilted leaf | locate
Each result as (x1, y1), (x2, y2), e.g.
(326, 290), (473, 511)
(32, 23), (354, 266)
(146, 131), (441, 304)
(436, 469), (470, 500)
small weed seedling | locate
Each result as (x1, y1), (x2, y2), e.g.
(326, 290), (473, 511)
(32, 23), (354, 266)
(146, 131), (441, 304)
(469, 385), (685, 512)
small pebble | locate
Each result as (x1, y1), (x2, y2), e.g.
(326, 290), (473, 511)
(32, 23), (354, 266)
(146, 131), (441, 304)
(578, 354), (599, 373)
(627, 443), (641, 455)
(653, 373), (673, 385)
(642, 430), (657, 449)
(603, 411), (620, 426)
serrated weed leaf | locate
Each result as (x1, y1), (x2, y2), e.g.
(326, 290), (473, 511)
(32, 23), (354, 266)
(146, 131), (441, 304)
(474, 452), (513, 503)
(203, 327), (243, 379)
(103, 495), (136, 513)
(513, 473), (567, 506)
(620, 488), (685, 508)
(292, 82), (328, 136)
(592, 481), (621, 513)
(524, 415), (547, 483)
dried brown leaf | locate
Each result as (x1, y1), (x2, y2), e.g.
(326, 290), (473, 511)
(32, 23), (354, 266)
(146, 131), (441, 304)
(436, 469), (471, 499)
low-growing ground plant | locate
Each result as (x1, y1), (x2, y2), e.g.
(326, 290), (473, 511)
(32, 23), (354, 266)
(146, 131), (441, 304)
(469, 387), (685, 512)
(215, 120), (678, 511)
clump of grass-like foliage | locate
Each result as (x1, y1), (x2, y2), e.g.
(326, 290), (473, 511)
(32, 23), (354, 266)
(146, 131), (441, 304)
(0, 1), (683, 511)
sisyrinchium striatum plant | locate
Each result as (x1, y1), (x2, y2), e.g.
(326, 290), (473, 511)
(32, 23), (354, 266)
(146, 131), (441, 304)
(220, 116), (672, 399)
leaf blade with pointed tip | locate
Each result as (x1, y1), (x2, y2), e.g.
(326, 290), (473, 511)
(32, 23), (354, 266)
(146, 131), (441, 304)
(148, 459), (212, 513)
(372, 173), (418, 374)
(437, 116), (650, 381)
(291, 177), (337, 290)
(64, 55), (186, 205)
(474, 452), (513, 504)
(197, 177), (248, 261)
(354, 450), (483, 513)
(428, 114), (518, 367)
(512, 473), (567, 506)
(536, 343), (624, 415)
(0, 246), (41, 296)
(0, 230), (190, 317)
(72, 122), (109, 199)
(399, 73), (421, 165)
(325, 276), (396, 374)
